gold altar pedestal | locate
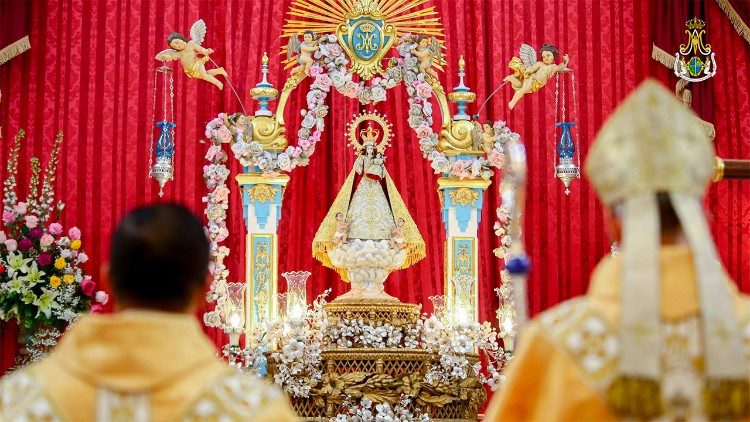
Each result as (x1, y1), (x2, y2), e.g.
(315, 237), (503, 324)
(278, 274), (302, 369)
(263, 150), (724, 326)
(267, 300), (487, 421)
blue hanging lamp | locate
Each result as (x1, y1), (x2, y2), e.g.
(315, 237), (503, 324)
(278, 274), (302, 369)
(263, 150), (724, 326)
(553, 72), (580, 194)
(149, 65), (176, 197)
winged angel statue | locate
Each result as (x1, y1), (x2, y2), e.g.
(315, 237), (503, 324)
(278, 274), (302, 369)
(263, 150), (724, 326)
(504, 43), (569, 109)
(286, 30), (320, 76)
(155, 19), (228, 90)
(409, 35), (443, 81)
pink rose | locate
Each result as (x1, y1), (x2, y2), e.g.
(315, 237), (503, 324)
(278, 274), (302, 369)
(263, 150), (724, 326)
(14, 202), (27, 214)
(416, 82), (433, 100)
(77, 252), (89, 263)
(309, 64), (323, 77)
(291, 147), (302, 158)
(81, 277), (96, 296)
(214, 185), (230, 202)
(451, 161), (469, 179)
(4, 239), (17, 251)
(299, 139), (312, 150)
(488, 151), (504, 168)
(217, 127), (232, 143)
(95, 291), (109, 305)
(25, 215), (38, 229)
(68, 227), (82, 240)
(415, 124), (432, 139)
(327, 43), (342, 57)
(48, 222), (63, 236)
(308, 131), (322, 143)
(205, 145), (223, 162)
(2, 210), (15, 224)
(315, 74), (333, 91)
(342, 81), (359, 98)
(204, 129), (212, 139)
(90, 304), (104, 313)
(40, 234), (54, 248)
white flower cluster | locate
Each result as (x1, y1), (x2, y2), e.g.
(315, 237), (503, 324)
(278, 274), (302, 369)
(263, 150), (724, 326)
(421, 317), (508, 390)
(331, 397), (430, 422)
(328, 317), (410, 349)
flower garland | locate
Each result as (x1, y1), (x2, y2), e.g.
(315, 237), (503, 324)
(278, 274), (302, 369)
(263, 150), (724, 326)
(0, 130), (106, 363)
(201, 118), (232, 329)
(397, 35), (520, 181)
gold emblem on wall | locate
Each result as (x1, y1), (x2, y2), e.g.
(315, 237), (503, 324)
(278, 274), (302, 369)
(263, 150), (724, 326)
(281, 0), (445, 80)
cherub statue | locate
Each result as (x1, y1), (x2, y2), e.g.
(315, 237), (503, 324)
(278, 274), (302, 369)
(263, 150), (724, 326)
(155, 19), (228, 90)
(471, 121), (495, 154)
(333, 212), (351, 246)
(504, 43), (570, 109)
(390, 218), (406, 250)
(287, 31), (320, 76)
(410, 35), (442, 81)
(223, 112), (253, 141)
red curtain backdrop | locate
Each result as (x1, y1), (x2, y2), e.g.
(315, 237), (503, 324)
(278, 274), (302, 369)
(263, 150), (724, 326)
(1, 0), (748, 373)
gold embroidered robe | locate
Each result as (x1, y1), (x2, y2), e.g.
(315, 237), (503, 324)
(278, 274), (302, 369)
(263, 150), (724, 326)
(485, 245), (750, 421)
(0, 310), (296, 421)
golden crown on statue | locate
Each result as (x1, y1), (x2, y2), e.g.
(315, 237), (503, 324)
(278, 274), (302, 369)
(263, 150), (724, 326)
(686, 17), (705, 30)
(360, 126), (380, 144)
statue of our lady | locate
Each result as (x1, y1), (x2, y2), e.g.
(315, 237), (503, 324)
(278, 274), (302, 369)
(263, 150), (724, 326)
(313, 115), (425, 302)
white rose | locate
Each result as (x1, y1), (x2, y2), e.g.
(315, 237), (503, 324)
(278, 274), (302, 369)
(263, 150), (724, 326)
(277, 153), (292, 171)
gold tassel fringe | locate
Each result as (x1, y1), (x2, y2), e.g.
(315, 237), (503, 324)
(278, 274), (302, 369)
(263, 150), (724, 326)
(607, 376), (664, 419)
(651, 44), (675, 70)
(0, 36), (31, 66)
(715, 0), (750, 46)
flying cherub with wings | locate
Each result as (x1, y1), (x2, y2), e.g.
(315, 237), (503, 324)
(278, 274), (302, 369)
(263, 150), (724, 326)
(287, 30), (320, 76)
(504, 43), (570, 109)
(155, 19), (228, 90)
(410, 35), (443, 81)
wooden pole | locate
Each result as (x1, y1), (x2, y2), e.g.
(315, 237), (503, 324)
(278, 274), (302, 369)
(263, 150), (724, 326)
(714, 157), (750, 181)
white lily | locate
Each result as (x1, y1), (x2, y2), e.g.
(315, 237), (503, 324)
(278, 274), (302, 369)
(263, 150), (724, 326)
(33, 288), (60, 319)
(21, 262), (45, 286)
(6, 251), (31, 278)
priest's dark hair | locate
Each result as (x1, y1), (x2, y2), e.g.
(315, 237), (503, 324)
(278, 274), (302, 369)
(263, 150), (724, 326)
(109, 203), (209, 311)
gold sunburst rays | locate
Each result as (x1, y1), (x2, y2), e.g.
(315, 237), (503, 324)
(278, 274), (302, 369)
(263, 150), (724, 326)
(281, 0), (445, 70)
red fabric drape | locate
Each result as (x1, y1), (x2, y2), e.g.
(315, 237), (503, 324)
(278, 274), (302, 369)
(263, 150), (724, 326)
(1, 0), (748, 374)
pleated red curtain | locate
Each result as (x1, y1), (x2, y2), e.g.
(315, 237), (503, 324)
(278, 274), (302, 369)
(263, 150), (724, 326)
(1, 0), (748, 374)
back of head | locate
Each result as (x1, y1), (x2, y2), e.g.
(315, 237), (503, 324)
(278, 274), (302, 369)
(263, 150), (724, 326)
(109, 204), (209, 312)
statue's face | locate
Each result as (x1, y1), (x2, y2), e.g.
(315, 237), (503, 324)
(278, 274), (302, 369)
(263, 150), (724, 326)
(366, 144), (374, 154)
(169, 38), (187, 51)
(419, 38), (429, 48)
(541, 50), (554, 64)
(304, 33), (313, 42)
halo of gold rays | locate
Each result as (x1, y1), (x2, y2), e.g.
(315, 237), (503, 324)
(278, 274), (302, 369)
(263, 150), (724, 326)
(281, 0), (445, 70)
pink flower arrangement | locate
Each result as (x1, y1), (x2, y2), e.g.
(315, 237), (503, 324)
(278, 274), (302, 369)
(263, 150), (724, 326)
(309, 64), (324, 77)
(1, 129), (94, 343)
(415, 124), (432, 139)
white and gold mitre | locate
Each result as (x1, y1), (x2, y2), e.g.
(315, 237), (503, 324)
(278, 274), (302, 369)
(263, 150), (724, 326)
(584, 79), (715, 205)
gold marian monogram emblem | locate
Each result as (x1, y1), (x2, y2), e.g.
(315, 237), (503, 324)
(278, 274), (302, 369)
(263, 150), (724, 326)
(674, 17), (717, 82)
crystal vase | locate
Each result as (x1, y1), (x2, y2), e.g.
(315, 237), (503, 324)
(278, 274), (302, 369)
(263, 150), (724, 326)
(281, 271), (311, 319)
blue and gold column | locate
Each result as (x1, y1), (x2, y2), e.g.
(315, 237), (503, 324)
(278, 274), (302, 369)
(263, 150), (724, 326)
(236, 173), (289, 333)
(438, 177), (491, 324)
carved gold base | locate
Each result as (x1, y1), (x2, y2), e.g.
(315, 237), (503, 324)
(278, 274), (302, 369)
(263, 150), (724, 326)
(324, 300), (422, 328)
(269, 348), (485, 421)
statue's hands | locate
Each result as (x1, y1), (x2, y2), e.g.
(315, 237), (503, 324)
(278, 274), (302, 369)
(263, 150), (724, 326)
(563, 54), (569, 63)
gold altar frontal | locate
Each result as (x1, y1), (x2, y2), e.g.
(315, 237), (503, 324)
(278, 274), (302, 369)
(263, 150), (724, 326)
(324, 299), (421, 328)
(266, 300), (487, 421)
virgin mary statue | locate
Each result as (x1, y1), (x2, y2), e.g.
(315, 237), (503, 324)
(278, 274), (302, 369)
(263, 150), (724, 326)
(313, 118), (425, 300)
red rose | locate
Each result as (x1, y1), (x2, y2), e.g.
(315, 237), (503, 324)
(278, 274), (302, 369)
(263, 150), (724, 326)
(81, 278), (96, 296)
(91, 304), (104, 313)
